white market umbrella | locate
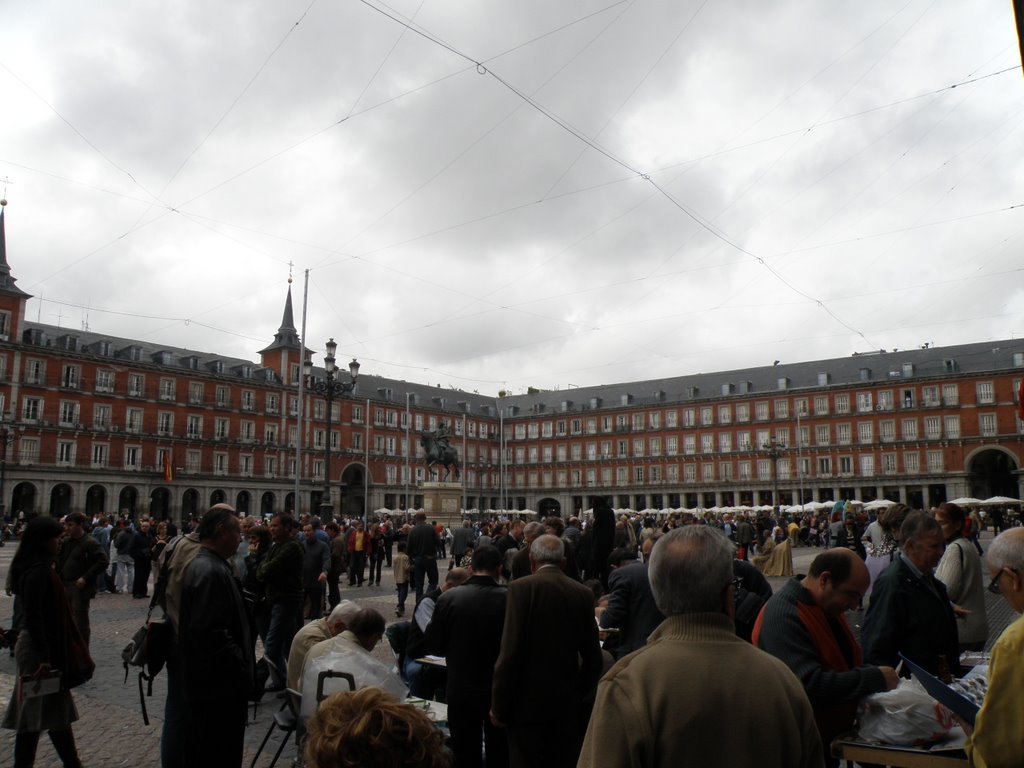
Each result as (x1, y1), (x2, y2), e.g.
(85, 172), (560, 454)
(949, 497), (985, 507)
(863, 499), (895, 511)
(981, 496), (1021, 506)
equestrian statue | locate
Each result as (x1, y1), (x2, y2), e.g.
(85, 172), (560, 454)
(420, 424), (460, 481)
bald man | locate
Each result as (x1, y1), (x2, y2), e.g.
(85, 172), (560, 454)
(754, 549), (899, 767)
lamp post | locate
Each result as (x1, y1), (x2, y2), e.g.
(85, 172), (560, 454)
(0, 416), (14, 524)
(304, 339), (359, 519)
(763, 437), (784, 514)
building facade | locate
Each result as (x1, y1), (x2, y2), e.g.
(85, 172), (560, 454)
(1, 203), (1023, 521)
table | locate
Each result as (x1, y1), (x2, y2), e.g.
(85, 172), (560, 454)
(835, 740), (968, 768)
(414, 655), (447, 668)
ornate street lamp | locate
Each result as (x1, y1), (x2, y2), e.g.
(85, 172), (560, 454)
(304, 339), (359, 519)
(762, 437), (784, 514)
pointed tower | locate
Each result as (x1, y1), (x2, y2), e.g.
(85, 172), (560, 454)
(0, 200), (32, 342)
(259, 282), (305, 383)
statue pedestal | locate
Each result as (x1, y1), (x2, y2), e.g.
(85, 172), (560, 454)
(421, 482), (463, 527)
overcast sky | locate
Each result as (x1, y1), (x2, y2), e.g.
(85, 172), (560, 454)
(2, 1), (1022, 395)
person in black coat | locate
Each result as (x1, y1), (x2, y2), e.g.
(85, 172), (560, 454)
(128, 520), (153, 598)
(589, 502), (615, 589)
(179, 507), (254, 768)
(598, 549), (664, 658)
(426, 546), (509, 768)
(860, 512), (961, 677)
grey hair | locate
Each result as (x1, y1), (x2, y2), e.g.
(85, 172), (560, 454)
(648, 526), (735, 615)
(530, 534), (564, 566)
(900, 511), (941, 546)
(523, 522), (545, 541)
(987, 529), (1024, 573)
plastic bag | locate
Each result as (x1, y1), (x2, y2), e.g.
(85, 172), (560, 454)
(858, 677), (955, 746)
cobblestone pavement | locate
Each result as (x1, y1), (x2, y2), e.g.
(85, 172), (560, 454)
(0, 537), (1015, 767)
(0, 548), (406, 768)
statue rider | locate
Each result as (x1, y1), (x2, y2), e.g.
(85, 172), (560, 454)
(433, 422), (452, 451)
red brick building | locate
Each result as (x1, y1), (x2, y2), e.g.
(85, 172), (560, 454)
(1, 202), (1022, 521)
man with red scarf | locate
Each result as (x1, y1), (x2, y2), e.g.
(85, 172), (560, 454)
(754, 549), (899, 767)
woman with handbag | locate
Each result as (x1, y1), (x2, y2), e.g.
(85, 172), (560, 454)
(2, 515), (90, 768)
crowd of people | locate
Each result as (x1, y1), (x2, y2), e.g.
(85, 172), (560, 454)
(0, 498), (1021, 768)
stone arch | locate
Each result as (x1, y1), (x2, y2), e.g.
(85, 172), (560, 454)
(340, 462), (368, 519)
(11, 481), (38, 519)
(50, 483), (73, 517)
(85, 485), (107, 519)
(538, 497), (561, 517)
(118, 486), (139, 516)
(210, 489), (226, 506)
(182, 488), (200, 521)
(236, 490), (251, 515)
(964, 446), (1020, 499)
(150, 487), (171, 520)
(260, 491), (275, 517)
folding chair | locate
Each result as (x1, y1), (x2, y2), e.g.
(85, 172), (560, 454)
(249, 688), (301, 768)
(315, 670), (356, 704)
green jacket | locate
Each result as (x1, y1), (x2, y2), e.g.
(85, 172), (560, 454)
(255, 538), (303, 604)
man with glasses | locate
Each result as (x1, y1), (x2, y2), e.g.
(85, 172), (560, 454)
(579, 526), (823, 768)
(754, 549), (899, 766)
(963, 527), (1024, 767)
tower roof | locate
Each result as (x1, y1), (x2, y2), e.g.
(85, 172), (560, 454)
(0, 202), (32, 300)
(259, 284), (302, 354)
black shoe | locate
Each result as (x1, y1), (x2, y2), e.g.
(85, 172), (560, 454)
(265, 683), (285, 693)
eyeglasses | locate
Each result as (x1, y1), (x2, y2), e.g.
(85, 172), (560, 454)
(989, 567), (1019, 595)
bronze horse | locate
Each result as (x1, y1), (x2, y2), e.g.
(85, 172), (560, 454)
(420, 431), (460, 481)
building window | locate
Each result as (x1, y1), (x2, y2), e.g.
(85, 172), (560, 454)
(877, 390), (893, 411)
(756, 459), (770, 480)
(736, 462), (749, 481)
(904, 452), (919, 474)
(856, 393), (873, 413)
(718, 433), (732, 453)
(882, 453), (897, 474)
(774, 400), (789, 419)
(19, 438), (39, 465)
(860, 455), (875, 476)
(215, 419), (229, 439)
(816, 425), (830, 446)
(186, 450), (202, 473)
(940, 384), (959, 406)
(838, 456), (853, 475)
(25, 359), (45, 385)
(943, 416), (961, 439)
(128, 373), (144, 397)
(858, 422), (873, 444)
(979, 414), (998, 437)
(241, 421), (255, 441)
(264, 457), (277, 478)
(188, 382), (204, 404)
(975, 381), (994, 404)
(754, 402), (769, 421)
(187, 415), (203, 438)
(56, 441), (76, 467)
(650, 437), (662, 456)
(924, 417), (941, 440)
(701, 434), (714, 453)
(159, 378), (176, 401)
(926, 450), (943, 473)
(880, 420), (896, 442)
(902, 419), (918, 440)
(240, 455), (253, 476)
(632, 439), (644, 458)
(735, 404), (749, 423)
(266, 393), (279, 414)
(683, 435), (696, 455)
(834, 394), (850, 414)
(91, 443), (108, 468)
(158, 412), (174, 436)
(58, 401), (79, 427)
(126, 408), (143, 434)
(814, 395), (829, 416)
(817, 457), (832, 476)
(125, 446), (141, 470)
(93, 404), (111, 429)
(214, 453), (228, 475)
(95, 370), (114, 393)
(61, 365), (80, 389)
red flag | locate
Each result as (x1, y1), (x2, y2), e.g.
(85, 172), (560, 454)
(164, 453), (174, 483)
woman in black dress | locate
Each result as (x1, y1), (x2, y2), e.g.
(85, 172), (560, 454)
(2, 516), (84, 768)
